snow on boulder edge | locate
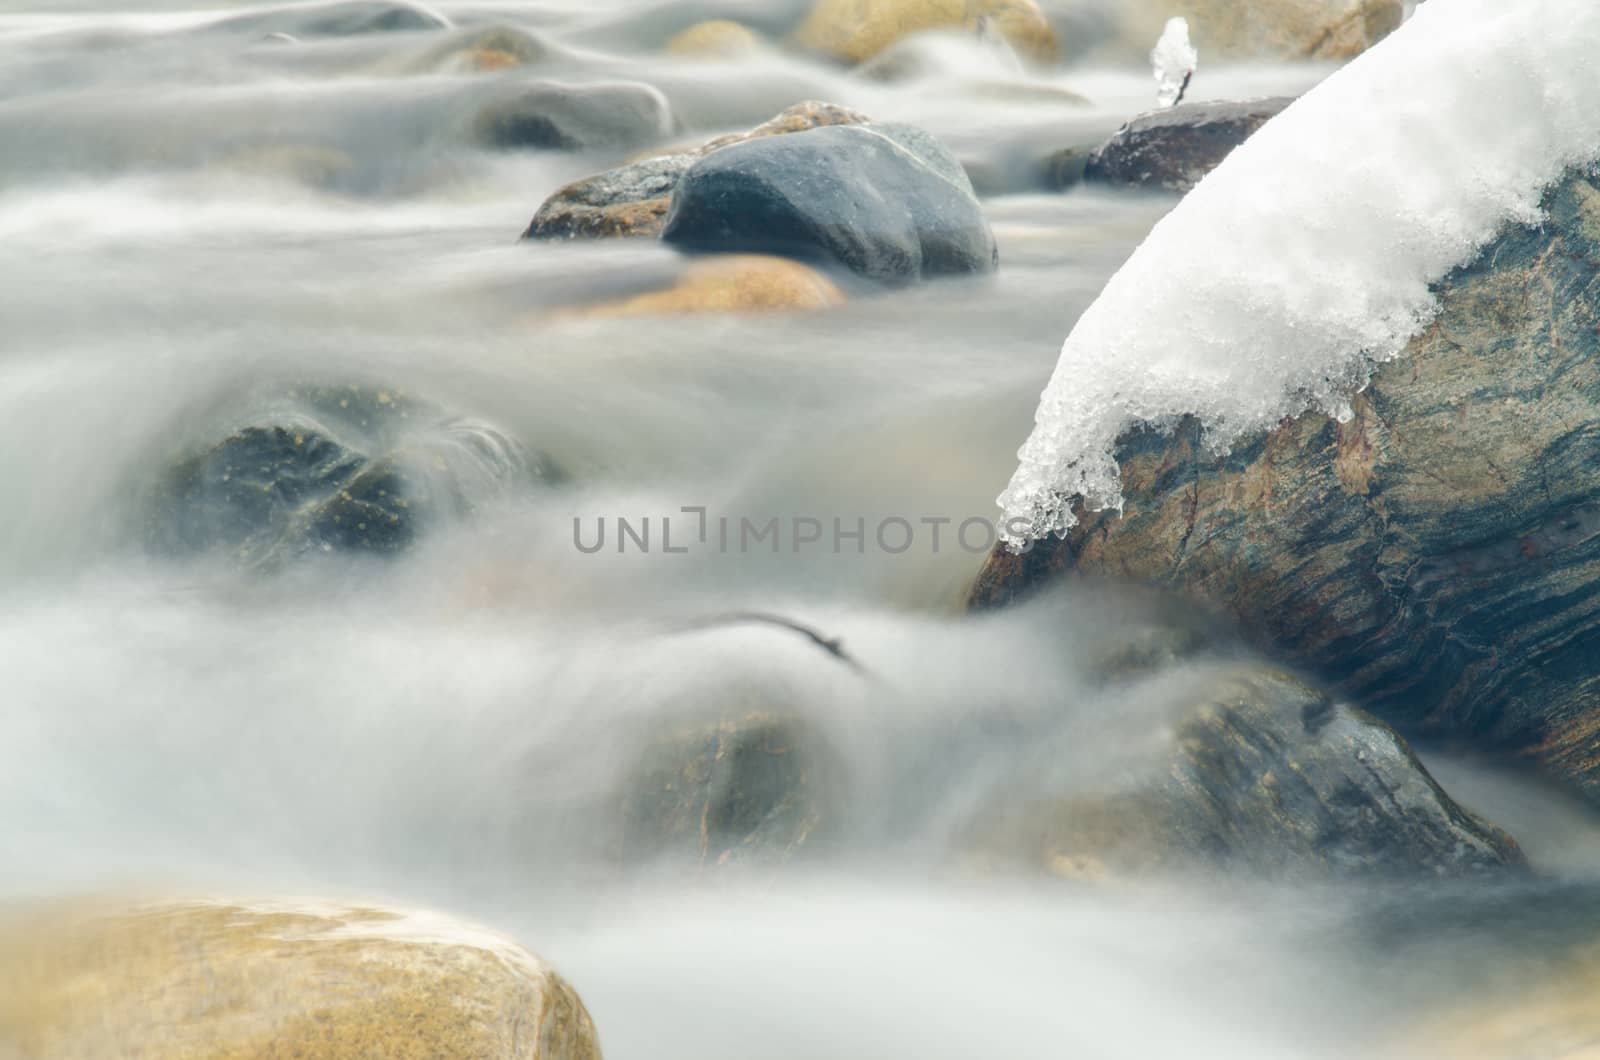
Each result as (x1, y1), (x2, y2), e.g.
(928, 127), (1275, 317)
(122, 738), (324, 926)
(997, 0), (1600, 545)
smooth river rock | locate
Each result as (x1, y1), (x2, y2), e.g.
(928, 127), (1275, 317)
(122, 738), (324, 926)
(960, 663), (1523, 880)
(1083, 97), (1293, 194)
(617, 706), (839, 866)
(574, 254), (846, 317)
(661, 122), (998, 283)
(970, 170), (1600, 800)
(0, 898), (601, 1060)
(665, 19), (764, 57)
(216, 0), (451, 38)
(1123, 0), (1403, 61)
(791, 0), (1058, 65)
(471, 81), (673, 152)
(523, 101), (867, 241)
(147, 383), (550, 568)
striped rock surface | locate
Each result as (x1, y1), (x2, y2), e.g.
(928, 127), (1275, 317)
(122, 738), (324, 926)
(972, 170), (1600, 799)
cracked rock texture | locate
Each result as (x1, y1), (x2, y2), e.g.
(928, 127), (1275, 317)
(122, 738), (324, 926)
(971, 170), (1600, 800)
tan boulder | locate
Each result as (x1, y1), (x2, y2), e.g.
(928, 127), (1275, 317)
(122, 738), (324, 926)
(791, 0), (1058, 65)
(0, 897), (601, 1060)
(666, 19), (763, 58)
(577, 255), (845, 317)
(1126, 0), (1403, 61)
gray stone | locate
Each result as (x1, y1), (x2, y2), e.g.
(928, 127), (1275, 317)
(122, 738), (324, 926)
(1085, 97), (1293, 193)
(661, 122), (998, 283)
(961, 664), (1524, 879)
(471, 82), (672, 153)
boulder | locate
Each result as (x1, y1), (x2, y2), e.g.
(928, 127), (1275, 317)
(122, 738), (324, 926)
(402, 26), (558, 74)
(791, 0), (1058, 65)
(523, 101), (868, 241)
(146, 383), (550, 568)
(666, 19), (764, 57)
(216, 0), (451, 38)
(1083, 97), (1293, 194)
(661, 122), (998, 283)
(574, 254), (845, 316)
(617, 707), (838, 866)
(1124, 0), (1403, 61)
(0, 898), (600, 1060)
(959, 664), (1524, 880)
(969, 170), (1600, 800)
(471, 81), (673, 152)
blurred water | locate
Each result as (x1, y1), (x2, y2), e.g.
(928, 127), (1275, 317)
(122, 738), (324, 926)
(0, 3), (1592, 1058)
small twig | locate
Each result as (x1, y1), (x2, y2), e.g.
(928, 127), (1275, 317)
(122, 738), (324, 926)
(664, 611), (874, 678)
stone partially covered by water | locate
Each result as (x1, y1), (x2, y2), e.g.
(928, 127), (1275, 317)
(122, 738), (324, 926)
(522, 101), (869, 241)
(146, 383), (552, 568)
(0, 897), (600, 1060)
(1085, 97), (1292, 193)
(972, 170), (1600, 803)
(212, 0), (451, 39)
(471, 81), (674, 152)
(662, 122), (998, 283)
(617, 704), (840, 867)
(790, 0), (1058, 66)
(961, 664), (1523, 880)
(1123, 0), (1401, 61)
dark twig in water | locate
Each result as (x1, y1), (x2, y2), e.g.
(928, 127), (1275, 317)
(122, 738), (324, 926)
(1173, 70), (1192, 108)
(666, 611), (873, 677)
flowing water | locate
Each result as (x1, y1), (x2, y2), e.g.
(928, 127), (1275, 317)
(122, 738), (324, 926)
(5, 2), (1600, 1057)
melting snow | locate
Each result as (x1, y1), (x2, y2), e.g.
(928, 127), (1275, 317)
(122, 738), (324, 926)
(1000, 0), (1600, 544)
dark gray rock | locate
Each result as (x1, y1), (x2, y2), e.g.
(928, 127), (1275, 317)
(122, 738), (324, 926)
(961, 664), (1524, 879)
(217, 1), (450, 38)
(1084, 97), (1293, 193)
(661, 122), (998, 283)
(522, 101), (870, 241)
(147, 384), (553, 568)
(471, 82), (672, 153)
(970, 169), (1600, 802)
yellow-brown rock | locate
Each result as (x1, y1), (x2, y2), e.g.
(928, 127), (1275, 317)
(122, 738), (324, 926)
(666, 19), (763, 58)
(579, 255), (845, 317)
(791, 0), (1058, 65)
(1125, 0), (1403, 61)
(0, 897), (602, 1060)
(1389, 939), (1600, 1059)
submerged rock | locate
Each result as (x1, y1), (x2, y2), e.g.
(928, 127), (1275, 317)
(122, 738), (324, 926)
(617, 707), (839, 866)
(1084, 97), (1293, 194)
(147, 383), (550, 568)
(791, 0), (1058, 65)
(666, 19), (763, 57)
(970, 170), (1600, 801)
(523, 101), (867, 241)
(661, 122), (998, 283)
(472, 81), (673, 152)
(575, 254), (845, 317)
(402, 26), (559, 74)
(0, 897), (600, 1060)
(961, 664), (1523, 880)
(216, 0), (450, 38)
(1124, 0), (1403, 61)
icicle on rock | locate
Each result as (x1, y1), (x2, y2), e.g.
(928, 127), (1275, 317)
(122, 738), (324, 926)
(1151, 17), (1196, 108)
